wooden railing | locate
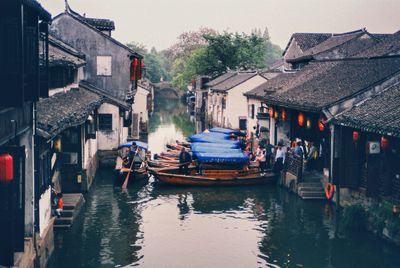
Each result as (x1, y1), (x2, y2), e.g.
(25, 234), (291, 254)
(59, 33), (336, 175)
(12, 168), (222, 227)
(285, 153), (303, 182)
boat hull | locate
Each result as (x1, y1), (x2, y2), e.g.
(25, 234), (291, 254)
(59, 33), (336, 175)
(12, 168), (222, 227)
(114, 168), (148, 187)
(150, 168), (278, 186)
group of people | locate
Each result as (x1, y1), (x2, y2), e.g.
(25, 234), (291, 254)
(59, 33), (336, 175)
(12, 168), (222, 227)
(51, 184), (63, 218)
(291, 140), (320, 171)
(253, 139), (287, 174)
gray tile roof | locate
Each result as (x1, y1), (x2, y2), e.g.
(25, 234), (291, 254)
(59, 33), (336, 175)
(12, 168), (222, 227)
(49, 35), (86, 67)
(37, 88), (102, 139)
(263, 57), (400, 112)
(206, 72), (237, 87)
(245, 72), (282, 98)
(83, 18), (115, 31)
(210, 72), (258, 91)
(288, 31), (364, 61)
(355, 31), (400, 58)
(283, 33), (332, 55)
(333, 82), (400, 137)
(284, 29), (391, 62)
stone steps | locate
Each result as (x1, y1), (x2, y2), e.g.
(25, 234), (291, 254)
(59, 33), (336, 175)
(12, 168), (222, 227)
(298, 181), (326, 200)
(54, 193), (85, 229)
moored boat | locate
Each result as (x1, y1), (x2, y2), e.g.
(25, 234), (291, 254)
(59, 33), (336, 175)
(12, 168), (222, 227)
(149, 167), (278, 186)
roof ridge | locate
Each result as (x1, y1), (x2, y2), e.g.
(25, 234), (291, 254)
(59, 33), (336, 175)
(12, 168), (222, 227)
(331, 28), (366, 37)
(49, 35), (85, 59)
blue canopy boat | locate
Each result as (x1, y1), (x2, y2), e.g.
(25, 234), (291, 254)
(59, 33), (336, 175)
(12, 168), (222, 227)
(115, 141), (149, 187)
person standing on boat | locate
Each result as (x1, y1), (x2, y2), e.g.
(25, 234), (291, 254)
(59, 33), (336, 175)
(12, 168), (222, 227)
(128, 142), (145, 169)
(179, 147), (192, 174)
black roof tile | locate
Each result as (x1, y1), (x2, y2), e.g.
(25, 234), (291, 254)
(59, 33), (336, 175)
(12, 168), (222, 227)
(263, 57), (400, 112)
(37, 88), (102, 139)
(333, 82), (400, 137)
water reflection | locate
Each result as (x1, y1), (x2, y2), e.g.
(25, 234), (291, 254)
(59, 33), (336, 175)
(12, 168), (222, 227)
(48, 97), (400, 268)
(148, 97), (195, 155)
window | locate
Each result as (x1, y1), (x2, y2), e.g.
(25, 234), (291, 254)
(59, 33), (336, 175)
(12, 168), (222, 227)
(239, 118), (247, 130)
(97, 56), (112, 76)
(248, 104), (255, 119)
(99, 114), (112, 131)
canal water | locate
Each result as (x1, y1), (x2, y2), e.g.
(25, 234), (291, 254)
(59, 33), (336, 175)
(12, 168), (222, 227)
(48, 97), (400, 268)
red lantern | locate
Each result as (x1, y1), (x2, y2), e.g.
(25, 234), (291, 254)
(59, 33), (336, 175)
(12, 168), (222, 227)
(268, 107), (274, 118)
(381, 136), (389, 149)
(274, 110), (279, 120)
(298, 112), (305, 127)
(281, 109), (287, 121)
(352, 131), (359, 141)
(0, 153), (13, 183)
(130, 58), (143, 81)
(318, 118), (325, 132)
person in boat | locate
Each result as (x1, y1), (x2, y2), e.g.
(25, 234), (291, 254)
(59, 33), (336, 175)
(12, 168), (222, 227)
(179, 147), (192, 174)
(126, 142), (146, 170)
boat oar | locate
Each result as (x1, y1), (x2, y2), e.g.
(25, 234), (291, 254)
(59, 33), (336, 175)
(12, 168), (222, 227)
(122, 150), (137, 189)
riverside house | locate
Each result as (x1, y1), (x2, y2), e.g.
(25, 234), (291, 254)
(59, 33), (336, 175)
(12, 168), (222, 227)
(208, 71), (267, 130)
(49, 1), (143, 164)
(0, 1), (51, 267)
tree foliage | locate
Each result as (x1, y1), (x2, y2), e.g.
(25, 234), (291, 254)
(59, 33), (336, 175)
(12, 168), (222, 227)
(128, 27), (282, 90)
(170, 28), (283, 90)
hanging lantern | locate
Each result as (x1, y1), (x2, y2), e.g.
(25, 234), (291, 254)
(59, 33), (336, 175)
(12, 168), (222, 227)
(0, 153), (14, 183)
(268, 106), (274, 118)
(352, 131), (360, 141)
(318, 117), (325, 132)
(139, 60), (145, 79)
(298, 112), (305, 127)
(130, 58), (139, 81)
(381, 136), (389, 149)
(54, 137), (62, 152)
(281, 109), (287, 121)
(306, 117), (312, 129)
(274, 110), (279, 120)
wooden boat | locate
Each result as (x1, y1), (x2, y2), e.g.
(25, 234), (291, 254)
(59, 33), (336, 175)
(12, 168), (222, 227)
(149, 167), (278, 186)
(148, 159), (181, 168)
(114, 156), (148, 186)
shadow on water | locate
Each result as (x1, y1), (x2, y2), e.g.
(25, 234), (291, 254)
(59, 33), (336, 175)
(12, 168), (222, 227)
(48, 97), (400, 268)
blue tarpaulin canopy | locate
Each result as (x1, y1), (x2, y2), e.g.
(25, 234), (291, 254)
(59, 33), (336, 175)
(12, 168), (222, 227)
(195, 151), (249, 164)
(209, 127), (243, 136)
(118, 141), (148, 151)
(192, 147), (243, 154)
(190, 142), (240, 151)
(188, 132), (244, 146)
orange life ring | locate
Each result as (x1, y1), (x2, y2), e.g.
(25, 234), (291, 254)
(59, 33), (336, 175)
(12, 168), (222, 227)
(325, 183), (334, 200)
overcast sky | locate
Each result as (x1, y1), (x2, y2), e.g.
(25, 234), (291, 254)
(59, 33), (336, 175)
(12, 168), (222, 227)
(38, 0), (400, 51)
